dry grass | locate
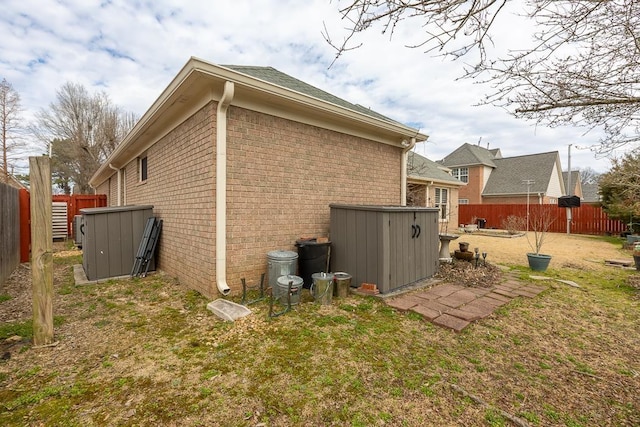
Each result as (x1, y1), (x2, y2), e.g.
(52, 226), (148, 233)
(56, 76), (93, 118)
(0, 236), (638, 426)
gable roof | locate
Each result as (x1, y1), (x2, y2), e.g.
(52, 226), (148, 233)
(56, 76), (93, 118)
(439, 143), (500, 168)
(90, 57), (428, 187)
(581, 183), (601, 203)
(562, 171), (582, 196)
(222, 65), (400, 124)
(407, 152), (465, 186)
(482, 152), (563, 196)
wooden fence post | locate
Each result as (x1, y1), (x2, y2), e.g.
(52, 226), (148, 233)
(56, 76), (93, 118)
(30, 156), (54, 345)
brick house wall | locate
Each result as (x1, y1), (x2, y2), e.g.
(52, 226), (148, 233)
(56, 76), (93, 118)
(456, 165), (484, 204)
(225, 106), (401, 293)
(117, 104), (215, 297)
(96, 181), (110, 204)
(112, 102), (402, 297)
(482, 195), (554, 204)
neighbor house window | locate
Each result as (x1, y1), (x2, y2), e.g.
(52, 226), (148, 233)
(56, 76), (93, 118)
(138, 155), (148, 182)
(435, 188), (448, 220)
(452, 167), (468, 183)
(459, 199), (469, 204)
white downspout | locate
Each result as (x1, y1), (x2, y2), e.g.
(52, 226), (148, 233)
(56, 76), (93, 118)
(400, 137), (417, 206)
(215, 81), (234, 296)
(108, 163), (121, 206)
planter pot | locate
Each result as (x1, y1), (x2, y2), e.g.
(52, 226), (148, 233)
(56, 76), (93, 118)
(527, 253), (552, 271)
(459, 242), (470, 252)
(454, 250), (474, 261)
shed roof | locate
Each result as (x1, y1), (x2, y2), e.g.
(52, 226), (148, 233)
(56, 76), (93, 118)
(439, 143), (501, 168)
(482, 152), (561, 195)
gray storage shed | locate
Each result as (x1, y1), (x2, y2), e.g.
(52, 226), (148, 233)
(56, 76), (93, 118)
(80, 205), (154, 280)
(329, 204), (439, 294)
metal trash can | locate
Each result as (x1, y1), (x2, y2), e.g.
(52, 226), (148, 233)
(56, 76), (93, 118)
(276, 275), (304, 305)
(267, 250), (298, 291)
(333, 272), (352, 298)
(295, 239), (331, 288)
(311, 272), (334, 305)
(477, 218), (487, 229)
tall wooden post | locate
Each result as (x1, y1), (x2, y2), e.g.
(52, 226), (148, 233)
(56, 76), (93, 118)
(30, 156), (54, 345)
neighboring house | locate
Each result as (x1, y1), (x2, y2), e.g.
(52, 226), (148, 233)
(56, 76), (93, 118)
(0, 166), (27, 190)
(89, 57), (428, 297)
(438, 143), (502, 204)
(440, 143), (566, 204)
(406, 151), (465, 231)
(562, 171), (583, 199)
(581, 183), (601, 203)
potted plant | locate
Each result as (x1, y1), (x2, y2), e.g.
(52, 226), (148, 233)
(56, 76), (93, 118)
(526, 205), (556, 271)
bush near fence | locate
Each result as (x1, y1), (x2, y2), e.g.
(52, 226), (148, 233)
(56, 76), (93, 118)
(1, 182), (20, 286)
(459, 204), (627, 236)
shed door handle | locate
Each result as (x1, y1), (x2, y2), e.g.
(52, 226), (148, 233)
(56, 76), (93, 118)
(411, 224), (416, 238)
(80, 223), (85, 235)
(415, 224), (421, 238)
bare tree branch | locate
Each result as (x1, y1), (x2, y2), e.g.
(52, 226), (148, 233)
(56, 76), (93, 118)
(326, 0), (640, 155)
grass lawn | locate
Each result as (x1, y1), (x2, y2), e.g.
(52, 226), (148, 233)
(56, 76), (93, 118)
(0, 241), (638, 426)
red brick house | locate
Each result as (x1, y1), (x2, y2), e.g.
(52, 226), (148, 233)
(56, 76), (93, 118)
(89, 57), (428, 297)
(439, 143), (566, 205)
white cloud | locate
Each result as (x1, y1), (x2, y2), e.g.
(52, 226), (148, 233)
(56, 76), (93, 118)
(0, 0), (617, 174)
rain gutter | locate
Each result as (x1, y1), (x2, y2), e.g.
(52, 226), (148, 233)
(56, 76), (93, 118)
(215, 81), (234, 296)
(400, 137), (417, 206)
(108, 163), (121, 206)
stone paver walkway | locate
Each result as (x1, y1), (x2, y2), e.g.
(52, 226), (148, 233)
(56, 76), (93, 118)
(386, 272), (547, 332)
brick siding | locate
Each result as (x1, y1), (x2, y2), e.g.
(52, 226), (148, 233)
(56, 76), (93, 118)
(111, 102), (402, 297)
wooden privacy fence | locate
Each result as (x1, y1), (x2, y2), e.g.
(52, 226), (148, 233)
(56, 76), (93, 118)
(52, 194), (107, 236)
(1, 182), (20, 286)
(18, 192), (107, 262)
(459, 204), (627, 235)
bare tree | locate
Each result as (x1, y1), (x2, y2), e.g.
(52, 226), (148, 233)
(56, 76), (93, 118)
(33, 82), (136, 193)
(0, 78), (24, 183)
(578, 166), (601, 185)
(325, 1), (640, 155)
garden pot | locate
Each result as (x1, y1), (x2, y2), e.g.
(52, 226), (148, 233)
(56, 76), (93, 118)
(527, 253), (551, 271)
(459, 242), (470, 252)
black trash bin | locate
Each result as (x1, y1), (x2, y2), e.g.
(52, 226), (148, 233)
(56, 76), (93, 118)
(295, 239), (331, 288)
(477, 218), (486, 229)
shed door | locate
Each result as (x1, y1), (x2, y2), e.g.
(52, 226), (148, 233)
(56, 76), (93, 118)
(388, 210), (438, 291)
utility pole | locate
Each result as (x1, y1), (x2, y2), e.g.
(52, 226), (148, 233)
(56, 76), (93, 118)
(523, 179), (535, 232)
(567, 144), (572, 235)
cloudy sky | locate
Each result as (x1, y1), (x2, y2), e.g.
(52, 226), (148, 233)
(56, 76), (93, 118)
(1, 0), (620, 175)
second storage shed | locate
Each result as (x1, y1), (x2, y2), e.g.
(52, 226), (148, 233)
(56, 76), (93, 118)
(81, 205), (154, 281)
(329, 204), (439, 294)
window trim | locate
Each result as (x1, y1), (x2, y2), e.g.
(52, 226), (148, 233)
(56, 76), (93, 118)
(435, 187), (449, 220)
(138, 155), (148, 183)
(452, 167), (468, 183)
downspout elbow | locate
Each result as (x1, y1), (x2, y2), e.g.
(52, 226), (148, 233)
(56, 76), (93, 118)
(401, 137), (416, 206)
(215, 81), (235, 296)
(108, 163), (121, 206)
